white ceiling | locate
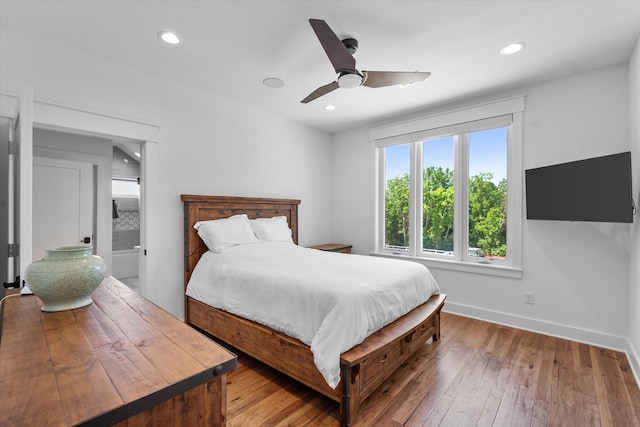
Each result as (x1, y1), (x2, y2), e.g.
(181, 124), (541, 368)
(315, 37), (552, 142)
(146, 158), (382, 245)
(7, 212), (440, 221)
(2, 1), (639, 134)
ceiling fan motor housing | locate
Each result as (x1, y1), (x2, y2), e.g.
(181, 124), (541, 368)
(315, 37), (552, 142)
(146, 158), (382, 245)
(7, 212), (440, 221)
(342, 38), (358, 55)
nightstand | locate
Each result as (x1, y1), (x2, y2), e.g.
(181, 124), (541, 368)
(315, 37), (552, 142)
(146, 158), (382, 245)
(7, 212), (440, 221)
(309, 243), (352, 254)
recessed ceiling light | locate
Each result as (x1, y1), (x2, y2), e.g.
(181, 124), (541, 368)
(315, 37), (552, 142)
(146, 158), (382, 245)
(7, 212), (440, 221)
(324, 105), (336, 111)
(263, 78), (284, 88)
(134, 152), (141, 158)
(500, 42), (525, 55)
(158, 31), (181, 45)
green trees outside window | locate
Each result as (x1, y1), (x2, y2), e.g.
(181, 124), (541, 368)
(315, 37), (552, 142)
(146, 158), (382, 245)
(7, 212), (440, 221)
(422, 167), (454, 252)
(384, 168), (506, 257)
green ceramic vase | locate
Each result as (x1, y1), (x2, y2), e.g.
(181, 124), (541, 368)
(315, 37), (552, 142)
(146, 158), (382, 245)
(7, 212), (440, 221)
(25, 246), (106, 312)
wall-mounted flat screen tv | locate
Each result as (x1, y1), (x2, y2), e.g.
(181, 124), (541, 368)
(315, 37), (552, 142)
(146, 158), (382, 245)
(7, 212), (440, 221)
(525, 151), (633, 223)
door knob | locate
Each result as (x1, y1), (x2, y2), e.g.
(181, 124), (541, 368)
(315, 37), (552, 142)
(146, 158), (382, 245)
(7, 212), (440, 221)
(80, 237), (91, 244)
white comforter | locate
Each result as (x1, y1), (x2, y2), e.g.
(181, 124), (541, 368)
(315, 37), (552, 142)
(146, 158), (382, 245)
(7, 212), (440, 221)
(185, 242), (440, 389)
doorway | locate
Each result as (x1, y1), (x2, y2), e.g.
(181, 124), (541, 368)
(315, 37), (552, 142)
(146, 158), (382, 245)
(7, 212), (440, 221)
(0, 118), (10, 298)
(0, 91), (159, 301)
(2, 124), (145, 296)
(111, 142), (141, 291)
(30, 128), (144, 293)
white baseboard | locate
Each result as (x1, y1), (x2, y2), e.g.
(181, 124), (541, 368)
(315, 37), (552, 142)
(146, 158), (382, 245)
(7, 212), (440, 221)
(443, 301), (628, 352)
(444, 302), (640, 389)
(628, 339), (640, 388)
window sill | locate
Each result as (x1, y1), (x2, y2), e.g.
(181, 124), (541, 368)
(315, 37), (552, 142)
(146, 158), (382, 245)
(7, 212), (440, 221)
(370, 252), (523, 279)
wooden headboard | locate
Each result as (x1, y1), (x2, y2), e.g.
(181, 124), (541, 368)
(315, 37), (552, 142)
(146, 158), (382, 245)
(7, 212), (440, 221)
(181, 195), (301, 291)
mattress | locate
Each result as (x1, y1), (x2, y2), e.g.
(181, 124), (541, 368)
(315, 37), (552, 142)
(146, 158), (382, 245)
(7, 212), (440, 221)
(186, 242), (440, 388)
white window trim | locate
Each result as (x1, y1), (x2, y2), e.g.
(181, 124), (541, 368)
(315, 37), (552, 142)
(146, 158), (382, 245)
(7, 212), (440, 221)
(370, 96), (524, 141)
(371, 96), (524, 278)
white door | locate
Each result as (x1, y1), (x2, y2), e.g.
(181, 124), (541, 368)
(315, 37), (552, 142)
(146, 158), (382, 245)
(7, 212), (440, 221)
(32, 157), (94, 261)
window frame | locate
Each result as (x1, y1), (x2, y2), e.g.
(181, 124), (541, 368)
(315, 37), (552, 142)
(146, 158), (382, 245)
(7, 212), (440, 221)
(372, 97), (524, 277)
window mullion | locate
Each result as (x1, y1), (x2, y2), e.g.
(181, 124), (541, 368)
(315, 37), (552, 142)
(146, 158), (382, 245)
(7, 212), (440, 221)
(454, 134), (468, 261)
(377, 147), (386, 252)
(409, 142), (422, 256)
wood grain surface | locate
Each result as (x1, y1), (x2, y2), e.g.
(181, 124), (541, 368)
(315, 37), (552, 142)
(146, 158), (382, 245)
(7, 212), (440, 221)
(0, 277), (236, 426)
(224, 312), (640, 426)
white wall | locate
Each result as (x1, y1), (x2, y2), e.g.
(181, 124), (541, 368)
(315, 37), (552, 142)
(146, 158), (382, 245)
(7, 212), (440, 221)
(0, 29), (333, 318)
(3, 24), (637, 363)
(332, 64), (633, 350)
(629, 38), (640, 380)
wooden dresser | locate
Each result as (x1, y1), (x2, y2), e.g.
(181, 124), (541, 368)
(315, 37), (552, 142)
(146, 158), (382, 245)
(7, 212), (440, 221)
(0, 277), (236, 426)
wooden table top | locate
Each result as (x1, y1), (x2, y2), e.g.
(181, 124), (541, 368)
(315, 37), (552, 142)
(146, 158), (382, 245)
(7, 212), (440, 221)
(0, 276), (236, 426)
(308, 243), (353, 252)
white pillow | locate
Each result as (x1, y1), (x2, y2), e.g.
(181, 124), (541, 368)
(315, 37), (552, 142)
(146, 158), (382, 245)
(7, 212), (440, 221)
(194, 214), (260, 252)
(251, 216), (293, 243)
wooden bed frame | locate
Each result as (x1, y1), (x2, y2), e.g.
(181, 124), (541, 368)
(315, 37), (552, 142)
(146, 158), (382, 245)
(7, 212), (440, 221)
(182, 195), (446, 426)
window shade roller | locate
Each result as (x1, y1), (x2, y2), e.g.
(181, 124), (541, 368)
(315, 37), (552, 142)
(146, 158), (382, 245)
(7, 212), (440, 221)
(375, 114), (512, 148)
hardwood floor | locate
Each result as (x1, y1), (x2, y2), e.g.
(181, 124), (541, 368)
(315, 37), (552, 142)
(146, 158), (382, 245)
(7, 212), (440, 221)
(225, 312), (640, 426)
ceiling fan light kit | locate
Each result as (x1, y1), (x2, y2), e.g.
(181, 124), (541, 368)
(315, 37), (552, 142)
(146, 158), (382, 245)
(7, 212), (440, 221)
(301, 18), (430, 103)
(338, 73), (362, 89)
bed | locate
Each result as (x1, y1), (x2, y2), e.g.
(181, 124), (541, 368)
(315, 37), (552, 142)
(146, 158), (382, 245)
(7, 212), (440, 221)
(181, 194), (446, 426)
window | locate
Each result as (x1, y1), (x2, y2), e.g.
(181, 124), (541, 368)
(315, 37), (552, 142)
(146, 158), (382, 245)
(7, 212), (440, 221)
(374, 97), (523, 275)
(467, 128), (507, 260)
(384, 144), (410, 250)
(112, 178), (140, 197)
(422, 136), (455, 255)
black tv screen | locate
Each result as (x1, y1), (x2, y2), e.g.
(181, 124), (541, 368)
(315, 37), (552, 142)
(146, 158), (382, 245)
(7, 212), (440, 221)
(525, 152), (633, 223)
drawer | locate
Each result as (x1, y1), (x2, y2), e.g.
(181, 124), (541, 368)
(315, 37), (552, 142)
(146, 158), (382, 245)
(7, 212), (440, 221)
(359, 339), (404, 397)
(403, 317), (436, 356)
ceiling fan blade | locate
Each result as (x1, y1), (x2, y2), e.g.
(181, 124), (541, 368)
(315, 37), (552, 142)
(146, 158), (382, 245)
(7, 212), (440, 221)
(301, 81), (340, 104)
(309, 19), (356, 73)
(362, 71), (431, 88)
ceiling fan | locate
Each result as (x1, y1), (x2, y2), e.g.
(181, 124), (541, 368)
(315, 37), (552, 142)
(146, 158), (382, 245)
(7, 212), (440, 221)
(301, 19), (431, 104)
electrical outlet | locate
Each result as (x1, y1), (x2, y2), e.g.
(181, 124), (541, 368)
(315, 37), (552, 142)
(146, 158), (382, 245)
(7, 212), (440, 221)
(524, 292), (534, 305)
